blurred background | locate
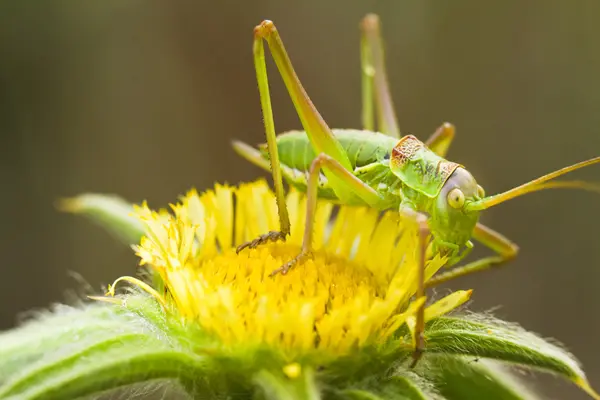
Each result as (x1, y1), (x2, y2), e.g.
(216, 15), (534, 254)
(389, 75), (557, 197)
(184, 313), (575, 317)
(1, 1), (599, 398)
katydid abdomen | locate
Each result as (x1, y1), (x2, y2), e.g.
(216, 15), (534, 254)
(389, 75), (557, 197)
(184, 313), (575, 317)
(250, 129), (403, 208)
(262, 129), (396, 171)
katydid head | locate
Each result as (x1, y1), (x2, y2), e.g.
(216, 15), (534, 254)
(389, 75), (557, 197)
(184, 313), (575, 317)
(428, 167), (485, 247)
(429, 157), (600, 248)
(389, 135), (486, 246)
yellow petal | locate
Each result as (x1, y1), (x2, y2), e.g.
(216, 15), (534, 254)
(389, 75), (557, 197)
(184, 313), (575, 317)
(424, 289), (473, 321)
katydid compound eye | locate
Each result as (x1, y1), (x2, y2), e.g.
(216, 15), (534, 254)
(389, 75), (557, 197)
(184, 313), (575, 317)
(447, 188), (465, 209)
(477, 185), (485, 198)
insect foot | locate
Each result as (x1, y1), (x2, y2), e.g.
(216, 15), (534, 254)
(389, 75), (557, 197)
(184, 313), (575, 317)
(236, 230), (288, 254)
(269, 251), (313, 277)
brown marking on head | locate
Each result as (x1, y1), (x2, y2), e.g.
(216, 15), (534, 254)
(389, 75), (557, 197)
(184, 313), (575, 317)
(437, 160), (461, 185)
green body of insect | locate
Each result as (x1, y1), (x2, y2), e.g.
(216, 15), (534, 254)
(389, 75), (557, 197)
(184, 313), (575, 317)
(233, 14), (600, 366)
(240, 129), (484, 258)
(259, 129), (399, 205)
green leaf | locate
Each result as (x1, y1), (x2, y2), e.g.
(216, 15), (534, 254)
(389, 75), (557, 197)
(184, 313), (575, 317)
(57, 193), (144, 245)
(423, 315), (599, 399)
(420, 354), (540, 400)
(0, 295), (211, 400)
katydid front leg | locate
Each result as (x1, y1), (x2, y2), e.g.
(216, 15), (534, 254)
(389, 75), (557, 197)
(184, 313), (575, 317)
(425, 223), (519, 287)
(399, 203), (430, 368)
(271, 153), (385, 276)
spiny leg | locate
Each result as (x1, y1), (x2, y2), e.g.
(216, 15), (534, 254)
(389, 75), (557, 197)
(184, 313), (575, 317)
(424, 122), (456, 157)
(399, 204), (430, 368)
(236, 231), (289, 253)
(252, 20), (357, 205)
(270, 153), (384, 276)
(425, 223), (519, 287)
(360, 14), (400, 138)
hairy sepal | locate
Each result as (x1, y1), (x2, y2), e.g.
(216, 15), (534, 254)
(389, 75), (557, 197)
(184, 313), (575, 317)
(419, 354), (540, 400)
(253, 367), (320, 400)
(422, 315), (598, 399)
(338, 373), (439, 400)
(0, 295), (212, 400)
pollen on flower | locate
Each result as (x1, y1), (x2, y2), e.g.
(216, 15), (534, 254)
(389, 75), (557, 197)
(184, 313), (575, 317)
(108, 179), (472, 357)
(283, 363), (301, 379)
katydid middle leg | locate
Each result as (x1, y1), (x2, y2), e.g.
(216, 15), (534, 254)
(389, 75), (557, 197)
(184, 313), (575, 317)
(360, 14), (400, 138)
(425, 122), (456, 157)
(425, 223), (519, 287)
(398, 204), (431, 368)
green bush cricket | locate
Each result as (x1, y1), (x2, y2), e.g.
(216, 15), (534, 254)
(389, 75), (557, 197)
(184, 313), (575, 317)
(233, 14), (600, 365)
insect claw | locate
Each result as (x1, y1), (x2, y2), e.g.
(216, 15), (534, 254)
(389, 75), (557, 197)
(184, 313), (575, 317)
(269, 264), (289, 277)
(269, 251), (312, 277)
(236, 231), (288, 254)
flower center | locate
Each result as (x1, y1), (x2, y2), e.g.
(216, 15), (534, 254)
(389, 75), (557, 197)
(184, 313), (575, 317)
(166, 242), (388, 354)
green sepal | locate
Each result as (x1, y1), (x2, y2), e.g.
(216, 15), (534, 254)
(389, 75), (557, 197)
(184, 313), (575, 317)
(419, 354), (540, 400)
(56, 193), (167, 290)
(339, 374), (437, 400)
(253, 367), (320, 400)
(57, 193), (144, 245)
(0, 295), (211, 400)
(423, 316), (599, 399)
(341, 389), (388, 400)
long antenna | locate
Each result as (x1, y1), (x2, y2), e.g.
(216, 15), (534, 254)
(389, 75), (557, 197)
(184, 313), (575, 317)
(466, 157), (600, 211)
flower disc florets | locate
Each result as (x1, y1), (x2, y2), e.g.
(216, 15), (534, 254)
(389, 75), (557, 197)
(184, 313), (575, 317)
(109, 180), (471, 358)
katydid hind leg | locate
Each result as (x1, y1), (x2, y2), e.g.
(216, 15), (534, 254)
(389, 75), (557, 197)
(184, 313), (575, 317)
(424, 122), (456, 157)
(253, 20), (357, 204)
(235, 27), (292, 254)
(270, 153), (385, 276)
(425, 223), (519, 287)
(360, 19), (375, 132)
(360, 14), (400, 138)
(399, 205), (430, 368)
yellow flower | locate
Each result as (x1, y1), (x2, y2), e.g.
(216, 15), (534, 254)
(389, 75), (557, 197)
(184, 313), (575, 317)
(106, 179), (472, 357)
